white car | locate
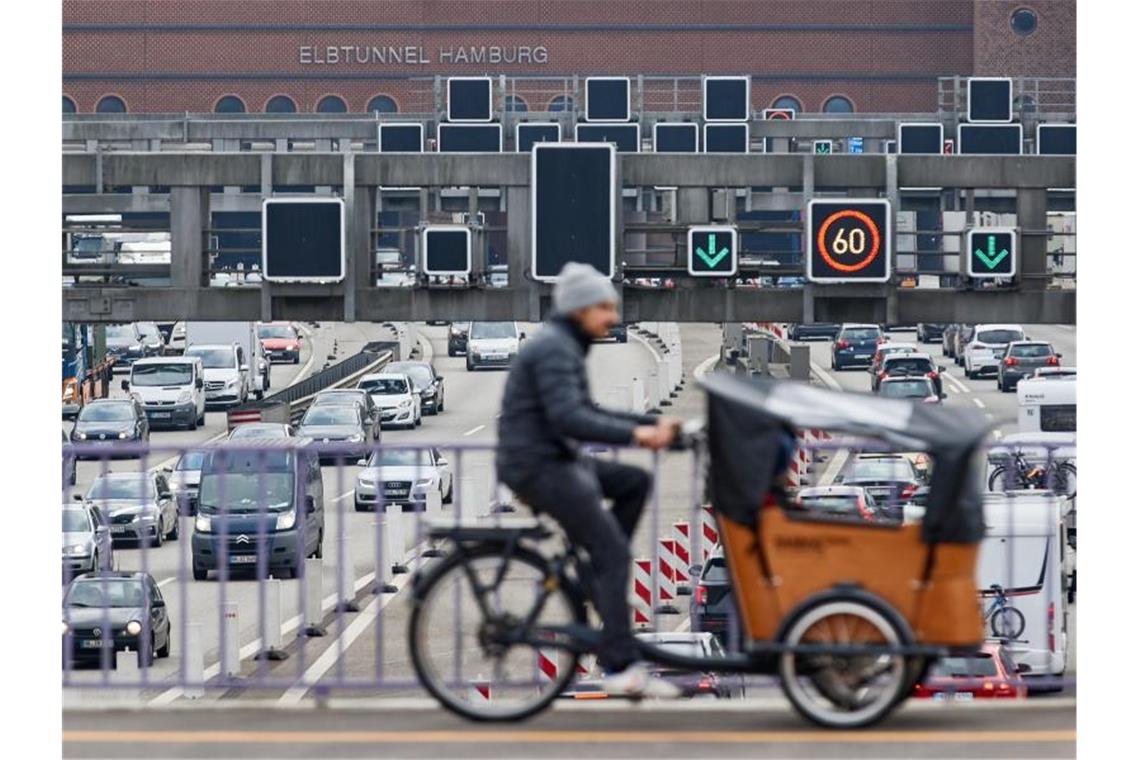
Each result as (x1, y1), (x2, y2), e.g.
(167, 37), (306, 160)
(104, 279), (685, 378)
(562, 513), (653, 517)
(354, 447), (452, 512)
(356, 373), (421, 429)
(466, 321), (523, 371)
(963, 324), (1026, 379)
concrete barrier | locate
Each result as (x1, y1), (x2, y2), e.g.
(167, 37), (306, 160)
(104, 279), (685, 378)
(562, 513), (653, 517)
(302, 558), (326, 636)
(221, 602), (241, 676)
(182, 622), (205, 699)
(255, 579), (288, 660)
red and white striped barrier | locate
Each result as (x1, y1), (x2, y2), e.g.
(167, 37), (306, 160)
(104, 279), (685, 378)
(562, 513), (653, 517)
(537, 649), (591, 690)
(663, 534), (691, 596)
(700, 505), (719, 561)
(468, 675), (491, 703)
(655, 538), (680, 614)
(671, 521), (693, 594)
(631, 558), (653, 628)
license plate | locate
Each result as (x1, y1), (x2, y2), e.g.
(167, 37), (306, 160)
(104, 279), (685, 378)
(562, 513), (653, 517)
(855, 354), (871, 360)
(485, 353), (506, 360)
(109, 525), (128, 534)
(229, 555), (258, 564)
(385, 489), (408, 498)
(150, 412), (171, 419)
(933, 691), (974, 702)
(80, 639), (112, 649)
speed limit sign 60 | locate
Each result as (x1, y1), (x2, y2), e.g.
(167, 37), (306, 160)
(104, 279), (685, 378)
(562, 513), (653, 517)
(806, 199), (891, 283)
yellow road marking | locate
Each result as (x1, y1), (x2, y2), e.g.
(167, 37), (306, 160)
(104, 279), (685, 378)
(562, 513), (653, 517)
(64, 729), (1075, 745)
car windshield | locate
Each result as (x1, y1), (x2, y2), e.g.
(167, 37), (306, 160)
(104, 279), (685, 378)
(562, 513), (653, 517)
(932, 654), (998, 678)
(78, 403), (134, 422)
(701, 558), (728, 583)
(880, 346), (912, 357)
(302, 407), (359, 426)
(314, 392), (362, 406)
(175, 451), (205, 471)
(977, 329), (1023, 344)
(186, 348), (235, 369)
(105, 325), (135, 340)
(847, 459), (914, 481)
(198, 472), (294, 513)
(391, 364), (432, 388)
(66, 579), (150, 608)
(229, 425), (289, 439)
(87, 477), (154, 500)
(884, 357), (933, 373)
(62, 510), (91, 532)
(881, 380), (935, 398)
(358, 377), (408, 394)
(469, 322), (516, 340)
(131, 362), (193, 386)
(366, 449), (432, 467)
(1010, 344), (1053, 358)
(258, 325), (295, 339)
(800, 495), (862, 514)
(841, 328), (879, 342)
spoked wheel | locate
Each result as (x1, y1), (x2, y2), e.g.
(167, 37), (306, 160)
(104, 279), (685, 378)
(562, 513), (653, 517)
(778, 598), (912, 728)
(409, 545), (586, 722)
(1052, 463), (1077, 502)
(989, 606), (1026, 640)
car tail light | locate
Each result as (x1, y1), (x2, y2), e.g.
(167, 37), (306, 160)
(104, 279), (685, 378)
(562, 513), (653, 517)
(698, 678), (713, 690)
(995, 681), (1015, 697)
(1046, 356), (1059, 366)
(1004, 357), (1018, 366)
(878, 371), (887, 379)
(1048, 602), (1056, 652)
(836, 339), (849, 349)
(926, 370), (938, 379)
(695, 585), (707, 605)
(900, 484), (917, 500)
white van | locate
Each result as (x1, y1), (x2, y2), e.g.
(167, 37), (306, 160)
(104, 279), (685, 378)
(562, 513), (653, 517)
(1017, 374), (1076, 434)
(977, 491), (1070, 691)
(184, 344), (250, 408)
(123, 356), (206, 430)
(466, 321), (524, 371)
(185, 322), (269, 398)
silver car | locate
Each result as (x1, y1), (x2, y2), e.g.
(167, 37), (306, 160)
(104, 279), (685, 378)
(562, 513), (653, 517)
(62, 504), (113, 577)
(82, 472), (179, 547)
(354, 447), (453, 512)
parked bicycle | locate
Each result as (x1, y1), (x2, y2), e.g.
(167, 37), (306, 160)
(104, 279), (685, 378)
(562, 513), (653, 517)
(981, 584), (1026, 640)
(409, 374), (996, 728)
(988, 449), (1076, 501)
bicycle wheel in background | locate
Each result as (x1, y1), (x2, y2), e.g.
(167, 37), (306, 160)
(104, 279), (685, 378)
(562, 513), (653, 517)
(1052, 462), (1077, 501)
(987, 465), (1015, 492)
(408, 545), (586, 722)
(990, 606), (1026, 640)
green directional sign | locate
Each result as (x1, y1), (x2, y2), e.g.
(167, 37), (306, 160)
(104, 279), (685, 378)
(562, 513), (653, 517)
(813, 140), (833, 155)
(687, 225), (738, 277)
(967, 228), (1017, 278)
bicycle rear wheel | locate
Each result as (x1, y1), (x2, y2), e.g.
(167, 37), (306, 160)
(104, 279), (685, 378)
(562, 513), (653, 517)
(408, 544), (586, 721)
(990, 606), (1026, 640)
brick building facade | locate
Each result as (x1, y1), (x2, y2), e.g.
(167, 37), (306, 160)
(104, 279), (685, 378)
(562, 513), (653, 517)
(62, 0), (1074, 115)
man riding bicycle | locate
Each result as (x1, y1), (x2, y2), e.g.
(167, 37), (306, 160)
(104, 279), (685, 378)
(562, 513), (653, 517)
(496, 262), (680, 698)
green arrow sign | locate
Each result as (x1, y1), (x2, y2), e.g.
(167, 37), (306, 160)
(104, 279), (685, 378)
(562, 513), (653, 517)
(695, 233), (730, 269)
(974, 234), (1010, 270)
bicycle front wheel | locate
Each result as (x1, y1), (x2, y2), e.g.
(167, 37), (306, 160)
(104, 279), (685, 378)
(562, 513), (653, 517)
(408, 544), (587, 722)
(990, 606), (1026, 640)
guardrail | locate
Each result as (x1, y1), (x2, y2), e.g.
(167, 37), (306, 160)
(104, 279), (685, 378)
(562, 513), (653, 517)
(60, 431), (1075, 704)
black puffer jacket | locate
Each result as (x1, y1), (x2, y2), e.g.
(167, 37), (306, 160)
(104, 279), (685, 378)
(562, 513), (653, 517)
(496, 316), (657, 473)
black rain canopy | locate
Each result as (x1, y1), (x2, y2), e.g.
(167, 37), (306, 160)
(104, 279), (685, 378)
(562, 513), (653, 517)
(701, 373), (991, 543)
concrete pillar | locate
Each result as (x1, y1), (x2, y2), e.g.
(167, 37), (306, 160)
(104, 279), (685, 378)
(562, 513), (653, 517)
(170, 186), (208, 291)
(790, 344), (810, 380)
(675, 188), (710, 268)
(506, 185), (538, 320)
(1017, 188), (1048, 291)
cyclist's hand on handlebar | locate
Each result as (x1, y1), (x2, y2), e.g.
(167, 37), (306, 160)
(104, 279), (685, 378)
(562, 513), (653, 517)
(633, 424), (674, 450)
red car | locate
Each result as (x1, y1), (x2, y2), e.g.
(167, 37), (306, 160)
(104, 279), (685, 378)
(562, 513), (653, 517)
(913, 643), (1028, 700)
(257, 322), (302, 364)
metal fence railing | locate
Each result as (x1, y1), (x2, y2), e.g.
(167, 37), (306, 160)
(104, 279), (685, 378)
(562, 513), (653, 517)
(61, 428), (1075, 705)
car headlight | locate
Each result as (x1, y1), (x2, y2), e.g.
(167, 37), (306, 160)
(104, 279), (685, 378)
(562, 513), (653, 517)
(413, 477), (434, 488)
(118, 431), (129, 439)
(125, 620), (142, 636)
(347, 434), (365, 442)
(62, 621), (70, 636)
(357, 476), (376, 488)
(65, 544), (89, 557)
(399, 399), (412, 409)
(195, 514), (212, 532)
(275, 511), (297, 531)
(75, 432), (87, 440)
(177, 390), (192, 404)
(226, 378), (238, 387)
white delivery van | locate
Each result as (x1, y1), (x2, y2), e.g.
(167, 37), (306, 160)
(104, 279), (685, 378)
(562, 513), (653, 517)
(1017, 374), (1076, 434)
(185, 322), (270, 398)
(977, 491), (1069, 691)
(184, 344), (249, 408)
(122, 356), (206, 430)
(465, 321), (523, 371)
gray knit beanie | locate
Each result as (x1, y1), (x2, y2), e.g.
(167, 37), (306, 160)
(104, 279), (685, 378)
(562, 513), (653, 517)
(552, 262), (618, 314)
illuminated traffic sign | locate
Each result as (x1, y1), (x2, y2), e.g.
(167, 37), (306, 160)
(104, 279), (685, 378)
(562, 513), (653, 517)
(847, 137), (863, 154)
(585, 77), (631, 122)
(813, 140), (833, 155)
(447, 77), (493, 122)
(967, 228), (1016, 278)
(897, 123), (943, 154)
(687, 226), (738, 277)
(762, 108), (795, 120)
(943, 139), (954, 155)
(806, 199), (891, 283)
(262, 198), (345, 283)
(967, 77), (1013, 123)
(532, 143), (615, 281)
(422, 226), (472, 277)
(378, 123), (424, 152)
(703, 76), (750, 122)
(516, 122), (561, 153)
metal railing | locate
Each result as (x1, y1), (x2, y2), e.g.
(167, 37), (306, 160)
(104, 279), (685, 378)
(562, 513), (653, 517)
(61, 430), (1075, 702)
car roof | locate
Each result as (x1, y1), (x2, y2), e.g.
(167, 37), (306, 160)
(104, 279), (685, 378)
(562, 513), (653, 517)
(882, 352), (930, 361)
(973, 323), (1024, 331)
(1007, 340), (1051, 346)
(880, 342), (917, 350)
(798, 485), (863, 497)
(93, 471), (154, 481)
(317, 388), (364, 395)
(359, 372), (410, 382)
(840, 323), (880, 329)
(71, 570), (152, 582)
(214, 437), (311, 450)
(131, 356), (199, 365)
(880, 374), (934, 383)
(85, 398), (133, 405)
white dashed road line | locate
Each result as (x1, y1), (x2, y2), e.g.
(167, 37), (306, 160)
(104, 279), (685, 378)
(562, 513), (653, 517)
(462, 425), (485, 437)
(973, 397), (986, 409)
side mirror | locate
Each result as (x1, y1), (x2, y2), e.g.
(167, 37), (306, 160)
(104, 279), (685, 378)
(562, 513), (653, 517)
(151, 599), (166, 609)
(518, 332), (527, 340)
(356, 458), (367, 467)
(305, 495), (317, 514)
(938, 365), (947, 372)
(195, 377), (204, 390)
(120, 379), (130, 391)
(437, 457), (449, 467)
(1016, 663), (1031, 674)
(72, 494), (84, 502)
(1055, 353), (1063, 359)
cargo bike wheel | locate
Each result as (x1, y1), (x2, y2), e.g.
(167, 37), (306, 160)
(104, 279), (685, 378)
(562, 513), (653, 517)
(408, 544), (587, 722)
(777, 595), (920, 728)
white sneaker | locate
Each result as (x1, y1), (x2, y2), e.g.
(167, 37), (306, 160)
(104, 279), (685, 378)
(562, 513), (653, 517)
(601, 662), (682, 699)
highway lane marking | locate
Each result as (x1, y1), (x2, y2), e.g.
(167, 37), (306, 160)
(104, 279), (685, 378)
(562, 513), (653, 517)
(693, 352), (719, 379)
(944, 373), (970, 394)
(973, 397), (986, 409)
(63, 729), (1077, 745)
(463, 425), (485, 437)
(156, 577), (175, 589)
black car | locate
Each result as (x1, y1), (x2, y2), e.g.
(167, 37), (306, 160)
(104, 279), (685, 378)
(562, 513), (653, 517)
(835, 454), (922, 520)
(447, 322), (469, 357)
(103, 324), (148, 370)
(63, 572), (171, 668)
(82, 471), (179, 547)
(873, 353), (944, 396)
(387, 360), (445, 415)
(916, 323), (946, 343)
(694, 550), (742, 648)
(941, 324), (966, 359)
(789, 323), (841, 341)
(310, 389), (382, 441)
(831, 324), (884, 370)
(62, 429), (76, 486)
(70, 399), (149, 458)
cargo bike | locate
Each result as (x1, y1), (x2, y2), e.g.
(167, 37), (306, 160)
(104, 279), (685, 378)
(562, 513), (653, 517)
(408, 373), (991, 727)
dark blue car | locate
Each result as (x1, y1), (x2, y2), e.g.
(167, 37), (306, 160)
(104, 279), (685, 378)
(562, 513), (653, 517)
(831, 324), (884, 370)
